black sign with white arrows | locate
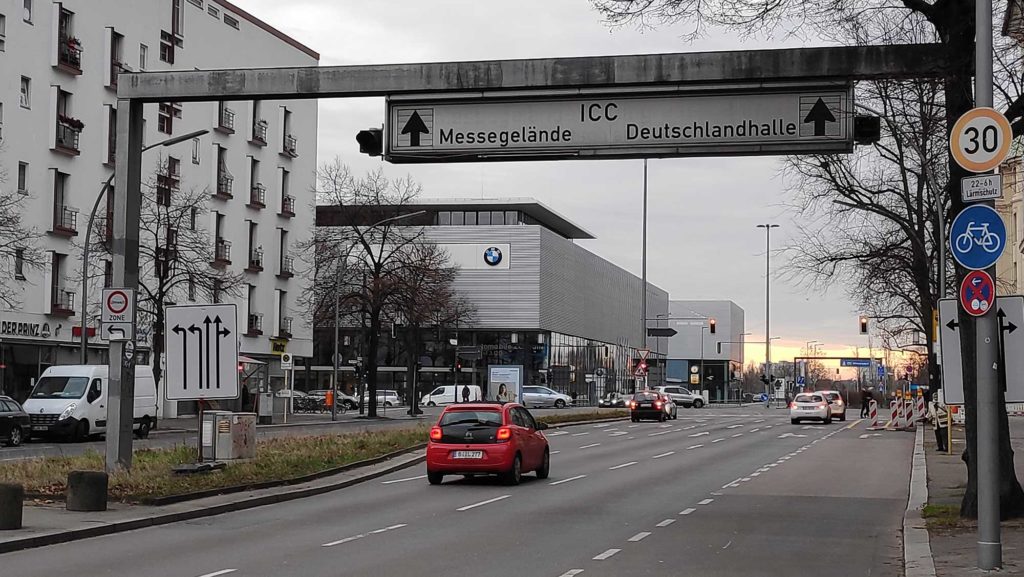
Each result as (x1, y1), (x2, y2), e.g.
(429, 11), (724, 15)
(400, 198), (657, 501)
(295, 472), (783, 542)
(165, 304), (239, 401)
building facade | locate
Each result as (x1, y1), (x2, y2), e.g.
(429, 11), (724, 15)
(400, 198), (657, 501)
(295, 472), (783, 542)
(660, 300), (745, 401)
(0, 0), (318, 413)
(313, 199), (670, 403)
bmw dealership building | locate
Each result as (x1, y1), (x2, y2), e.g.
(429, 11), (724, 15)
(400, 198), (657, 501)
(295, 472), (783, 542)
(313, 198), (669, 401)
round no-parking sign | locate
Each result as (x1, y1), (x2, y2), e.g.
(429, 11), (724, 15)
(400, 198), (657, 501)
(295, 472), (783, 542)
(950, 107), (1012, 173)
(960, 270), (995, 317)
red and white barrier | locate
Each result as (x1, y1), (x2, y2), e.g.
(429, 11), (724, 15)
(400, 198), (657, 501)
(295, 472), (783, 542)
(916, 395), (926, 422)
(886, 400), (899, 430)
(869, 400), (879, 428)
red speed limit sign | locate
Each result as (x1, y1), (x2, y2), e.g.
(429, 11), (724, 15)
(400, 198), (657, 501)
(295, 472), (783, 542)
(950, 107), (1012, 173)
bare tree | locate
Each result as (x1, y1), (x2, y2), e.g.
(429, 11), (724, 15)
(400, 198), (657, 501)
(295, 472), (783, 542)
(0, 151), (44, 308)
(591, 0), (1024, 519)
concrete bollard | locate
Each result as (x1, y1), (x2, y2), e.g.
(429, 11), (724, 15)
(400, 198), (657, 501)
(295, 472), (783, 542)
(0, 482), (24, 530)
(66, 471), (108, 512)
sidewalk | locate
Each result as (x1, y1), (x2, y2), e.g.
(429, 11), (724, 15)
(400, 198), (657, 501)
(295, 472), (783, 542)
(924, 417), (1024, 575)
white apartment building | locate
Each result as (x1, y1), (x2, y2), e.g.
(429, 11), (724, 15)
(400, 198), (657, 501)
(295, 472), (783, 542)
(0, 0), (318, 413)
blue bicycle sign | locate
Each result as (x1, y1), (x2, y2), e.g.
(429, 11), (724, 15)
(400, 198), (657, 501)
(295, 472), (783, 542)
(950, 205), (1006, 270)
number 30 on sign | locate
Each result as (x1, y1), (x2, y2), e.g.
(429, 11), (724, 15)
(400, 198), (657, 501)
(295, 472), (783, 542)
(950, 107), (1012, 173)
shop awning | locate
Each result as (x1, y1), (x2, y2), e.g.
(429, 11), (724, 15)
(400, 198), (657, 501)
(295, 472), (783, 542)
(239, 355), (267, 365)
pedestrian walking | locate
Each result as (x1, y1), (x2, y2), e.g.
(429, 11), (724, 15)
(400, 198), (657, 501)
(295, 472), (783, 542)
(462, 384), (471, 403)
(860, 388), (873, 418)
(929, 398), (949, 452)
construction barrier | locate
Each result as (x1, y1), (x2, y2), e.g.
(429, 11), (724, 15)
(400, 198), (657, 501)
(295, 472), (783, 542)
(869, 400), (879, 428)
(886, 401), (899, 430)
(916, 394), (927, 422)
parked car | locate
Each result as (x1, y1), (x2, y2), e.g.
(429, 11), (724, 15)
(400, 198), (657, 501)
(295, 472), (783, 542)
(630, 391), (669, 422)
(274, 389), (307, 398)
(308, 390), (359, 409)
(426, 402), (549, 485)
(22, 365), (158, 441)
(817, 390), (847, 421)
(521, 386), (573, 409)
(421, 385), (482, 406)
(790, 392), (833, 424)
(656, 385), (704, 408)
(598, 392), (628, 408)
(362, 390), (402, 407)
(0, 395), (31, 447)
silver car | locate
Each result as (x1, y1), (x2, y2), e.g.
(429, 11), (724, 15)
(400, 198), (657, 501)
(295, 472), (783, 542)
(656, 385), (704, 408)
(522, 386), (573, 408)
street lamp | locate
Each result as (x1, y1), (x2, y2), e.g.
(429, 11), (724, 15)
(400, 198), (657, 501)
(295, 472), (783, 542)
(756, 223), (780, 395)
(80, 129), (210, 363)
(331, 210), (426, 421)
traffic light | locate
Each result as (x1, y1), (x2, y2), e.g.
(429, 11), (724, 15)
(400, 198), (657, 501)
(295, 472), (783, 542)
(859, 315), (869, 335)
(854, 115), (881, 145)
(760, 374), (769, 385)
(716, 342), (722, 354)
(638, 360), (648, 372)
(709, 318), (716, 334)
(355, 128), (384, 156)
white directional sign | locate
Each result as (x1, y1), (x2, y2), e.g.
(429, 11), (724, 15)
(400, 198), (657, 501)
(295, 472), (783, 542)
(165, 304), (239, 401)
(100, 288), (134, 341)
(940, 296), (1024, 405)
(938, 298), (964, 405)
(961, 174), (1002, 203)
(387, 85), (853, 162)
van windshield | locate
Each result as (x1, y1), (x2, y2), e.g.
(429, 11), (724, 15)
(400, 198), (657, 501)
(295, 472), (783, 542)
(31, 376), (90, 399)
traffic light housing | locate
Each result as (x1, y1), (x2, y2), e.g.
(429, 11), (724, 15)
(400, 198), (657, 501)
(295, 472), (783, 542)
(859, 315), (869, 335)
(709, 318), (716, 334)
(854, 115), (881, 145)
(760, 374), (769, 385)
(356, 128), (384, 157)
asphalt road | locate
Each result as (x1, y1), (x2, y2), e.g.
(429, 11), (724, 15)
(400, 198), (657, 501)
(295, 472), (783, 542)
(0, 408), (913, 577)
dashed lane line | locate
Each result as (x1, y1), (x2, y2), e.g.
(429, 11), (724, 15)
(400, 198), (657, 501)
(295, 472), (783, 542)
(550, 475), (587, 486)
(558, 570), (585, 577)
(197, 571), (237, 577)
(652, 451), (675, 459)
(593, 549), (621, 561)
(456, 495), (511, 512)
(698, 498), (714, 505)
(711, 438), (725, 443)
(656, 519), (676, 527)
(687, 444), (704, 450)
(679, 508), (696, 515)
(571, 432), (590, 437)
(609, 461), (638, 470)
(628, 532), (652, 542)
(579, 443), (601, 450)
(322, 524), (406, 547)
(381, 475), (426, 485)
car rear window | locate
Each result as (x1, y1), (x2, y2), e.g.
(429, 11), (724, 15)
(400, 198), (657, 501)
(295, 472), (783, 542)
(795, 394), (823, 403)
(633, 392), (659, 401)
(825, 393), (841, 400)
(439, 410), (503, 427)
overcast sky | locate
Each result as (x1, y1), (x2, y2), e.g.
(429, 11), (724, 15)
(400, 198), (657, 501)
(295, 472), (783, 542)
(236, 0), (876, 369)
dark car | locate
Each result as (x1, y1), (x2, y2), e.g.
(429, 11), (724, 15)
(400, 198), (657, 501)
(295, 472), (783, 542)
(599, 392), (627, 408)
(0, 395), (31, 447)
(630, 391), (669, 422)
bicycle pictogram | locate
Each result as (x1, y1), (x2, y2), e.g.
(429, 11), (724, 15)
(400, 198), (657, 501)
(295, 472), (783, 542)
(949, 205), (1006, 270)
(955, 221), (1002, 254)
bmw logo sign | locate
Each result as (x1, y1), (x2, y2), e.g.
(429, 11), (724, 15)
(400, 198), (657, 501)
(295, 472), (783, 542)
(483, 246), (503, 266)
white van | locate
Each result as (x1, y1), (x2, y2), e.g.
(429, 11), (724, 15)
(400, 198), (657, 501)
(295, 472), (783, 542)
(421, 385), (482, 406)
(22, 365), (158, 441)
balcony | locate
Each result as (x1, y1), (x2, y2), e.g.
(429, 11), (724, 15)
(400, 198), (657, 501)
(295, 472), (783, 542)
(109, 60), (128, 89)
(278, 316), (293, 339)
(247, 184), (266, 209)
(98, 213), (114, 245)
(217, 107), (235, 134)
(215, 172), (234, 200)
(246, 248), (264, 273)
(280, 195), (296, 218)
(246, 313), (264, 337)
(278, 256), (294, 279)
(51, 206), (78, 237)
(282, 134), (298, 158)
(105, 131), (117, 166)
(212, 238), (231, 267)
(57, 36), (83, 75)
(251, 119), (268, 146)
(51, 290), (75, 317)
(55, 116), (83, 156)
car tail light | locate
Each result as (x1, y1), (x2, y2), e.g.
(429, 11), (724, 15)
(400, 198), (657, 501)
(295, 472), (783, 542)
(836, 399), (844, 405)
(818, 403), (827, 409)
(496, 427), (512, 441)
(630, 401), (637, 409)
(655, 401), (663, 409)
(430, 426), (442, 441)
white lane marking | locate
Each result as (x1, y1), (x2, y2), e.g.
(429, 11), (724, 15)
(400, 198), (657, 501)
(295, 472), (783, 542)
(550, 474), (586, 486)
(750, 428), (760, 433)
(659, 423), (672, 428)
(680, 508), (696, 515)
(609, 431), (628, 437)
(370, 523), (408, 534)
(457, 494), (511, 511)
(687, 444), (704, 450)
(656, 519), (676, 527)
(627, 437), (635, 440)
(579, 443), (601, 450)
(711, 438), (725, 443)
(723, 540), (733, 550)
(682, 425), (697, 430)
(571, 432), (590, 437)
(764, 425), (773, 429)
(609, 461), (638, 470)
(689, 431), (709, 437)
(593, 423), (611, 428)
(593, 549), (621, 560)
(699, 498), (714, 505)
(628, 532), (652, 542)
(754, 419), (765, 423)
(197, 571), (237, 577)
(551, 450), (561, 455)
(727, 424), (744, 429)
(322, 534), (365, 547)
(652, 451), (675, 459)
(648, 430), (671, 437)
(767, 463), (778, 468)
(721, 477), (742, 489)
(381, 475), (426, 485)
(559, 570), (585, 577)
(741, 477), (751, 482)
(548, 431), (569, 436)
(627, 424), (639, 428)
(731, 433), (743, 438)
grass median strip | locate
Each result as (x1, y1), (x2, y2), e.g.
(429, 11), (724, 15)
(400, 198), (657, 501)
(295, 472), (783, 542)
(1, 427), (427, 503)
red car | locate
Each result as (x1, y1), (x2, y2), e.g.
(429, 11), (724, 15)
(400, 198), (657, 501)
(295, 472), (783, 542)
(427, 402), (550, 485)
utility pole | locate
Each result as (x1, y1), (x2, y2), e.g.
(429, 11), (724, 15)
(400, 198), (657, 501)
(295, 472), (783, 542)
(757, 224), (779, 396)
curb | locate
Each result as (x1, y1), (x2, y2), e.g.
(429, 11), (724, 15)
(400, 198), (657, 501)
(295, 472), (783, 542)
(0, 450), (425, 555)
(904, 425), (937, 577)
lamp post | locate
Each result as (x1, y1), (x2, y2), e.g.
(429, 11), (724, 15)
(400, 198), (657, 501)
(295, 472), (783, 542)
(331, 210), (426, 421)
(80, 129), (209, 364)
(756, 223), (779, 396)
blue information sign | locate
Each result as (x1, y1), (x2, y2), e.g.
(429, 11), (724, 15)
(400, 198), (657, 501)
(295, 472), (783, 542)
(877, 364), (885, 377)
(840, 358), (871, 367)
(950, 204), (1005, 270)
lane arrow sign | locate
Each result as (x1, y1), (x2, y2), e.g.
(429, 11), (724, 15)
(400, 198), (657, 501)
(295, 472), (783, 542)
(188, 324), (203, 390)
(803, 98), (836, 136)
(647, 327), (678, 338)
(946, 319), (960, 331)
(401, 111), (429, 147)
(214, 316), (231, 389)
(999, 308), (1018, 334)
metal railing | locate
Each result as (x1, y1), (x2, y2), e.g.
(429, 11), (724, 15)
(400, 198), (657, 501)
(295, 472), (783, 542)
(284, 134), (298, 157)
(217, 172), (234, 197)
(219, 106), (235, 131)
(55, 206), (78, 232)
(281, 195), (296, 215)
(249, 183), (266, 206)
(280, 316), (293, 337)
(56, 119), (82, 152)
(280, 255), (294, 276)
(253, 119), (268, 143)
(215, 238), (232, 262)
(247, 313), (263, 334)
(53, 289), (75, 313)
(110, 60), (127, 87)
(58, 35), (82, 70)
(248, 247), (264, 269)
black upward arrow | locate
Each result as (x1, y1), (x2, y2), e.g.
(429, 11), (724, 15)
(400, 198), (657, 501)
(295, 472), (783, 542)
(203, 316), (213, 389)
(172, 325), (188, 389)
(214, 316), (231, 389)
(946, 319), (960, 331)
(188, 324), (203, 389)
(998, 308), (1018, 334)
(401, 111), (429, 146)
(803, 98), (836, 136)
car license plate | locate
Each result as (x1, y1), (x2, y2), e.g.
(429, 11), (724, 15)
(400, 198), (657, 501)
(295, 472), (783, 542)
(32, 425), (48, 431)
(800, 407), (816, 411)
(453, 451), (483, 459)
(640, 403), (652, 407)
